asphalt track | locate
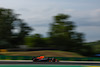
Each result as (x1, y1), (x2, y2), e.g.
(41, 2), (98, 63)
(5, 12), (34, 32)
(0, 65), (99, 67)
(0, 60), (100, 65)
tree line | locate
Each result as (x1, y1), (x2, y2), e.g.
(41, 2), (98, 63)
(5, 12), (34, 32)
(0, 8), (32, 48)
(0, 8), (95, 56)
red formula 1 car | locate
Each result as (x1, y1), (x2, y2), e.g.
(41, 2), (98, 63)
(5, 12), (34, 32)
(32, 56), (59, 62)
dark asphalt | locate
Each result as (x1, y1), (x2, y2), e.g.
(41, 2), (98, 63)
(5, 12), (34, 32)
(0, 61), (100, 65)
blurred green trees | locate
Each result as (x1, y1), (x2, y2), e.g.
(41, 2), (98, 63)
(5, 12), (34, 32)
(31, 34), (47, 47)
(0, 8), (32, 48)
(0, 7), (97, 56)
(84, 40), (100, 55)
(49, 14), (84, 51)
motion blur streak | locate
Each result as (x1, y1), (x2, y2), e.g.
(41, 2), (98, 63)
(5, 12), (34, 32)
(0, 65), (100, 67)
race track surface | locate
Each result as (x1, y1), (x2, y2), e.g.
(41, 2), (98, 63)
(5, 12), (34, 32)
(0, 60), (100, 65)
(0, 65), (99, 67)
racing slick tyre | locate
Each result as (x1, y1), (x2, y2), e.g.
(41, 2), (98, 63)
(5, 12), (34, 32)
(49, 60), (52, 62)
(52, 58), (59, 62)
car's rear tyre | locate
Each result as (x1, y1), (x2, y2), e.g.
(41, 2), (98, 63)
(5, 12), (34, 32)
(49, 60), (52, 62)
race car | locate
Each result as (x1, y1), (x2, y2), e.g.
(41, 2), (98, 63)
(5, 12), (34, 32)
(32, 56), (59, 62)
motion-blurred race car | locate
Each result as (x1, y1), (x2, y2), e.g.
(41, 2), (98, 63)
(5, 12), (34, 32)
(32, 56), (59, 62)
